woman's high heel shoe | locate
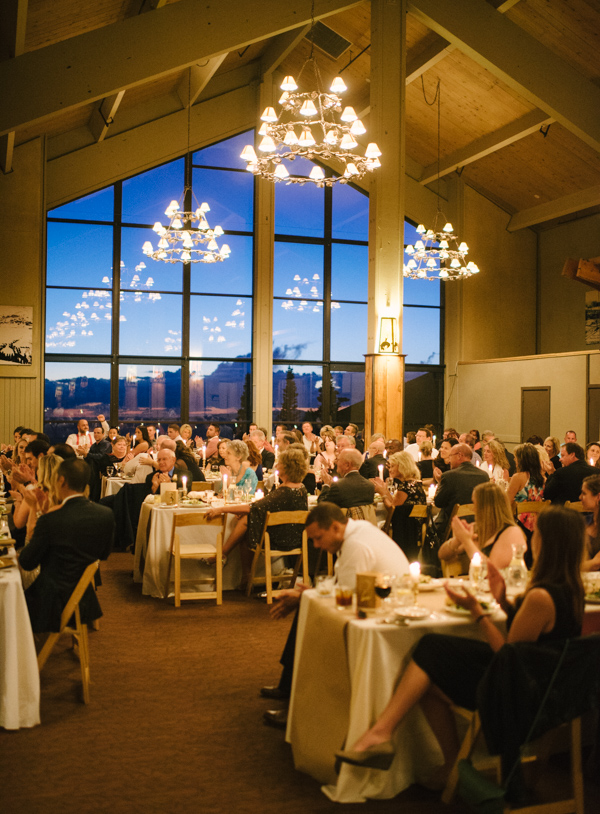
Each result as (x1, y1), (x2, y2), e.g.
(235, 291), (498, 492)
(335, 741), (395, 771)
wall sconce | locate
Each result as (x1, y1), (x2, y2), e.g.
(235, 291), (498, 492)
(378, 317), (398, 354)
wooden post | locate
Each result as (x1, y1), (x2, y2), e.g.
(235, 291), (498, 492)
(365, 353), (405, 442)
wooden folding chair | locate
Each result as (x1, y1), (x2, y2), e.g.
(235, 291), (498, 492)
(382, 503), (395, 537)
(345, 503), (378, 526)
(408, 504), (428, 548)
(564, 501), (586, 512)
(246, 510), (309, 604)
(164, 511), (226, 607)
(514, 499), (551, 516)
(441, 503), (474, 577)
(37, 559), (100, 704)
(442, 708), (584, 814)
(191, 481), (213, 491)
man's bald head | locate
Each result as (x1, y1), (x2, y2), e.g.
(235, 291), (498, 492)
(157, 436), (176, 452)
(368, 439), (385, 457)
(337, 448), (363, 475)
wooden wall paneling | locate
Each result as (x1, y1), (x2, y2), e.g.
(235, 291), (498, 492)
(364, 354), (404, 441)
(0, 378), (41, 444)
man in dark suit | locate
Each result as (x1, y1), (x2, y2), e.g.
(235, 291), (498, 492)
(434, 443), (489, 536)
(318, 449), (374, 507)
(19, 458), (115, 633)
(145, 448), (194, 493)
(249, 429), (275, 470)
(359, 439), (389, 480)
(544, 443), (597, 504)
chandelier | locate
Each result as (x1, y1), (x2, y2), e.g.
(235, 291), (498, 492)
(403, 79), (480, 281)
(142, 68), (231, 265)
(142, 197), (230, 264)
(240, 60), (381, 187)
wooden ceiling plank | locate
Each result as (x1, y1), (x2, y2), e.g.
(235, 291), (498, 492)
(408, 0), (600, 153)
(89, 91), (126, 143)
(419, 109), (554, 184)
(406, 36), (454, 84)
(261, 25), (311, 76)
(0, 0), (27, 172)
(176, 55), (228, 108)
(507, 184), (600, 232)
(0, 0), (361, 137)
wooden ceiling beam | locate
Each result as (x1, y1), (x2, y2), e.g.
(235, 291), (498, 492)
(507, 184), (600, 232)
(176, 56), (229, 108)
(406, 37), (454, 85)
(408, 0), (600, 153)
(0, 0), (360, 137)
(261, 25), (311, 76)
(0, 0), (27, 173)
(89, 92), (126, 143)
(419, 109), (554, 185)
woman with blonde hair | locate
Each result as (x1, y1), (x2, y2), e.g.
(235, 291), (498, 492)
(179, 423), (194, 448)
(439, 480), (524, 571)
(543, 436), (561, 471)
(481, 439), (509, 482)
(314, 430), (337, 478)
(372, 450), (426, 561)
(220, 439), (258, 495)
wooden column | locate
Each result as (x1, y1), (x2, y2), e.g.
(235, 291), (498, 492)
(365, 0), (406, 440)
(252, 77), (274, 431)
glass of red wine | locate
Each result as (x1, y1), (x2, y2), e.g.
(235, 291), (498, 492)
(375, 573), (394, 615)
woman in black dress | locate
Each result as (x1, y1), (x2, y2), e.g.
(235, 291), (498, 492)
(336, 506), (585, 779)
(371, 450), (426, 562)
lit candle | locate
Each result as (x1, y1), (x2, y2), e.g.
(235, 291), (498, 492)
(433, 435), (436, 445)
(181, 476), (187, 495)
(418, 452), (422, 461)
(378, 464), (384, 480)
(476, 460), (480, 467)
(223, 473), (228, 495)
(274, 444), (279, 458)
(409, 561), (421, 579)
(428, 482), (436, 501)
(488, 463), (493, 476)
(254, 488), (264, 501)
(274, 470), (279, 487)
(469, 551), (482, 591)
(471, 552), (482, 566)
(590, 457), (594, 466)
(202, 444), (206, 467)
(333, 476), (339, 482)
(383, 449), (387, 459)
(271, 436), (275, 447)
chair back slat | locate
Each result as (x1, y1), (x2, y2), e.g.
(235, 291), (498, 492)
(58, 560), (100, 632)
(173, 511), (226, 529)
(265, 510), (308, 527)
(564, 501), (586, 512)
(515, 500), (551, 514)
(192, 482), (213, 491)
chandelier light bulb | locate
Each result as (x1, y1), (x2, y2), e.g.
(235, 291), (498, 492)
(279, 92), (289, 105)
(240, 145), (257, 162)
(261, 106), (278, 122)
(258, 135), (277, 152)
(439, 239), (449, 249)
(300, 99), (318, 117)
(299, 128), (316, 147)
(450, 258), (461, 268)
(213, 225), (224, 236)
(330, 76), (347, 93)
(171, 217), (183, 230)
(340, 106), (357, 122)
(158, 238), (169, 249)
(365, 143), (382, 158)
(439, 269), (449, 278)
(340, 133), (358, 150)
(350, 119), (366, 135)
(258, 122), (269, 136)
(281, 75), (298, 91)
(325, 129), (338, 145)
(274, 164), (290, 179)
(309, 166), (325, 180)
(152, 221), (163, 233)
(283, 129), (298, 145)
(367, 157), (381, 169)
(458, 242), (469, 252)
(416, 224), (426, 234)
(443, 222), (454, 232)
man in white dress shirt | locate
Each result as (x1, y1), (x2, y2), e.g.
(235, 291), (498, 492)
(66, 415), (109, 449)
(261, 502), (409, 727)
(404, 428), (439, 462)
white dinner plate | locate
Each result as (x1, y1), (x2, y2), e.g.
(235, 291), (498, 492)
(445, 602), (497, 617)
(394, 606), (431, 620)
(418, 579), (444, 592)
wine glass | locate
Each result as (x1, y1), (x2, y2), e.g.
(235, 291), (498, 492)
(386, 477), (397, 497)
(375, 573), (394, 616)
(106, 465), (114, 478)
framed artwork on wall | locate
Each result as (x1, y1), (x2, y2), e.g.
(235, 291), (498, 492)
(0, 306), (33, 365)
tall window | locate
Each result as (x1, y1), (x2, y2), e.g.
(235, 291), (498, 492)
(44, 132), (253, 442)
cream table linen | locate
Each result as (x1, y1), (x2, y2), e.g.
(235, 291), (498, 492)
(0, 559), (40, 729)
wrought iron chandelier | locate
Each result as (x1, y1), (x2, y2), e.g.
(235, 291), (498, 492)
(240, 3), (381, 189)
(403, 79), (480, 281)
(141, 69), (231, 265)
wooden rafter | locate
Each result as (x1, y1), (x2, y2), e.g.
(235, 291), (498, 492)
(0, 0), (27, 172)
(507, 184), (600, 232)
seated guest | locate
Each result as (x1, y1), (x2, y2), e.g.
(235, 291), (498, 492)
(434, 443), (489, 536)
(14, 454), (64, 572)
(359, 439), (389, 480)
(220, 440), (257, 494)
(581, 474), (600, 571)
(47, 442), (76, 460)
(66, 415), (109, 449)
(289, 442), (316, 494)
(433, 436), (458, 478)
(146, 424), (158, 449)
(18, 458), (115, 633)
(166, 423), (184, 443)
(335, 506), (584, 778)
(249, 429), (275, 470)
(301, 421), (321, 456)
(385, 438), (403, 456)
(318, 449), (375, 508)
(405, 428), (439, 462)
(344, 423), (363, 452)
(130, 425), (150, 457)
(543, 442), (597, 504)
(208, 439), (228, 471)
(204, 423), (221, 460)
(145, 448), (193, 494)
(107, 426), (118, 442)
(459, 432), (482, 465)
(174, 441), (205, 484)
(544, 436), (562, 471)
(372, 451), (426, 562)
(261, 502), (410, 725)
(87, 425), (111, 456)
(507, 443), (546, 548)
(416, 440), (435, 480)
(586, 441), (600, 468)
(314, 431), (338, 480)
(179, 423), (194, 448)
(469, 429), (482, 451)
(481, 439), (509, 482)
(246, 437), (264, 482)
(84, 434), (131, 476)
(207, 448), (308, 587)
(276, 432), (298, 457)
(439, 481), (524, 572)
(335, 435), (355, 453)
(24, 439), (49, 475)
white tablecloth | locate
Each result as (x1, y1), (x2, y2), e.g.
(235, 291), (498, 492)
(133, 502), (243, 597)
(0, 558), (40, 729)
(286, 588), (506, 803)
(101, 476), (126, 499)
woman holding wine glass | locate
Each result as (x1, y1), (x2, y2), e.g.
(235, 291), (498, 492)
(371, 451), (426, 562)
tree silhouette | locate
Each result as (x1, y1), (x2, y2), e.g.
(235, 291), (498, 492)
(236, 372), (251, 426)
(279, 366), (298, 423)
(316, 374), (349, 423)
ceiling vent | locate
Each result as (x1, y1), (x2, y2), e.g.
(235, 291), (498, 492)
(305, 22), (351, 60)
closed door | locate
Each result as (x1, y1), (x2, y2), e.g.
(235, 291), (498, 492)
(521, 387), (550, 442)
(587, 386), (600, 444)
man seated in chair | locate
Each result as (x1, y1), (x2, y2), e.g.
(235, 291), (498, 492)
(145, 448), (193, 494)
(261, 502), (409, 728)
(317, 449), (375, 509)
(18, 458), (115, 633)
